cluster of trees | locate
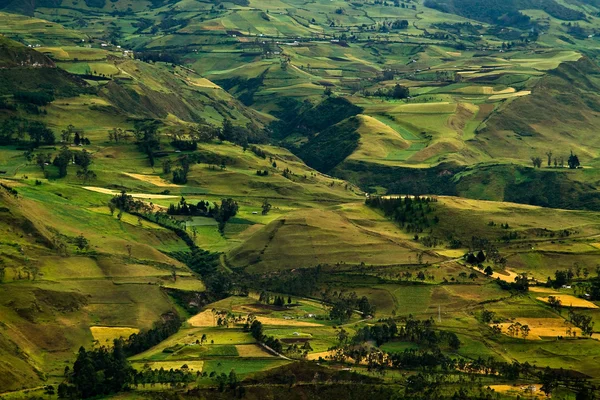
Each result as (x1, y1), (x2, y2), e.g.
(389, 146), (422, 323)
(465, 250), (486, 266)
(123, 311), (182, 356)
(567, 309), (594, 337)
(548, 268), (575, 289)
(332, 341), (594, 397)
(60, 125), (90, 146)
(173, 248), (234, 298)
(366, 195), (438, 234)
(0, 118), (55, 147)
(58, 340), (132, 398)
(531, 151), (580, 169)
(58, 323), (202, 399)
(258, 291), (292, 306)
(133, 120), (161, 166)
(166, 197), (238, 233)
(328, 291), (375, 323)
(14, 90), (55, 106)
(31, 146), (96, 180)
(495, 273), (530, 293)
(249, 145), (267, 159)
(353, 316), (461, 350)
(167, 197), (212, 216)
(248, 320), (283, 353)
(107, 127), (129, 143)
(109, 191), (152, 220)
(352, 320), (399, 346)
(163, 156), (191, 184)
(364, 84), (410, 99)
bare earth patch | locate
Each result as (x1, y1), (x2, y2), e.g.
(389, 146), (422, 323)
(188, 310), (216, 327)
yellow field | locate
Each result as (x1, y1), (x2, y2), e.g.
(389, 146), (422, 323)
(436, 249), (465, 258)
(489, 384), (544, 398)
(133, 361), (204, 372)
(537, 295), (598, 309)
(495, 318), (581, 340)
(454, 86), (515, 95)
(488, 90), (531, 100)
(255, 316), (322, 327)
(306, 351), (335, 360)
(235, 344), (275, 357)
(122, 173), (181, 187)
(83, 186), (179, 199)
(528, 287), (559, 294)
(90, 326), (139, 345)
(188, 310), (216, 327)
(186, 77), (222, 89)
(471, 266), (518, 283)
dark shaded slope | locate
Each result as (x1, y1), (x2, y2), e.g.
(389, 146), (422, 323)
(424, 0), (585, 27)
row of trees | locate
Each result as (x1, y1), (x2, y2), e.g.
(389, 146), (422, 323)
(165, 197), (239, 234)
(258, 291), (292, 306)
(351, 316), (460, 350)
(364, 83), (410, 99)
(531, 151), (580, 169)
(248, 320), (283, 353)
(0, 118), (55, 147)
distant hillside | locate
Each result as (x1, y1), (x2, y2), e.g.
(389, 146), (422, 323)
(476, 57), (600, 162)
(0, 0), (61, 16)
(0, 36), (55, 68)
(424, 0), (586, 26)
(0, 37), (88, 98)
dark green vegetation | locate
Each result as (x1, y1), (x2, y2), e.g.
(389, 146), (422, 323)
(2, 0), (600, 399)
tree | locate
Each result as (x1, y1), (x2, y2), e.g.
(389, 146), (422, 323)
(75, 234), (89, 252)
(108, 127), (123, 143)
(476, 250), (486, 263)
(568, 151), (580, 169)
(53, 146), (72, 178)
(392, 83), (410, 99)
(531, 156), (542, 168)
(484, 266), (493, 276)
(134, 120), (161, 166)
(28, 122), (55, 147)
(546, 150), (553, 167)
(215, 198), (239, 233)
(221, 118), (234, 142)
(228, 370), (238, 390)
(250, 320), (263, 341)
(261, 199), (272, 215)
(61, 124), (76, 144)
(548, 295), (562, 311)
(35, 153), (50, 172)
(162, 159), (172, 174)
(324, 86), (333, 97)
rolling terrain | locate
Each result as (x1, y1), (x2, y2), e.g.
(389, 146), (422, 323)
(1, 0), (600, 399)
